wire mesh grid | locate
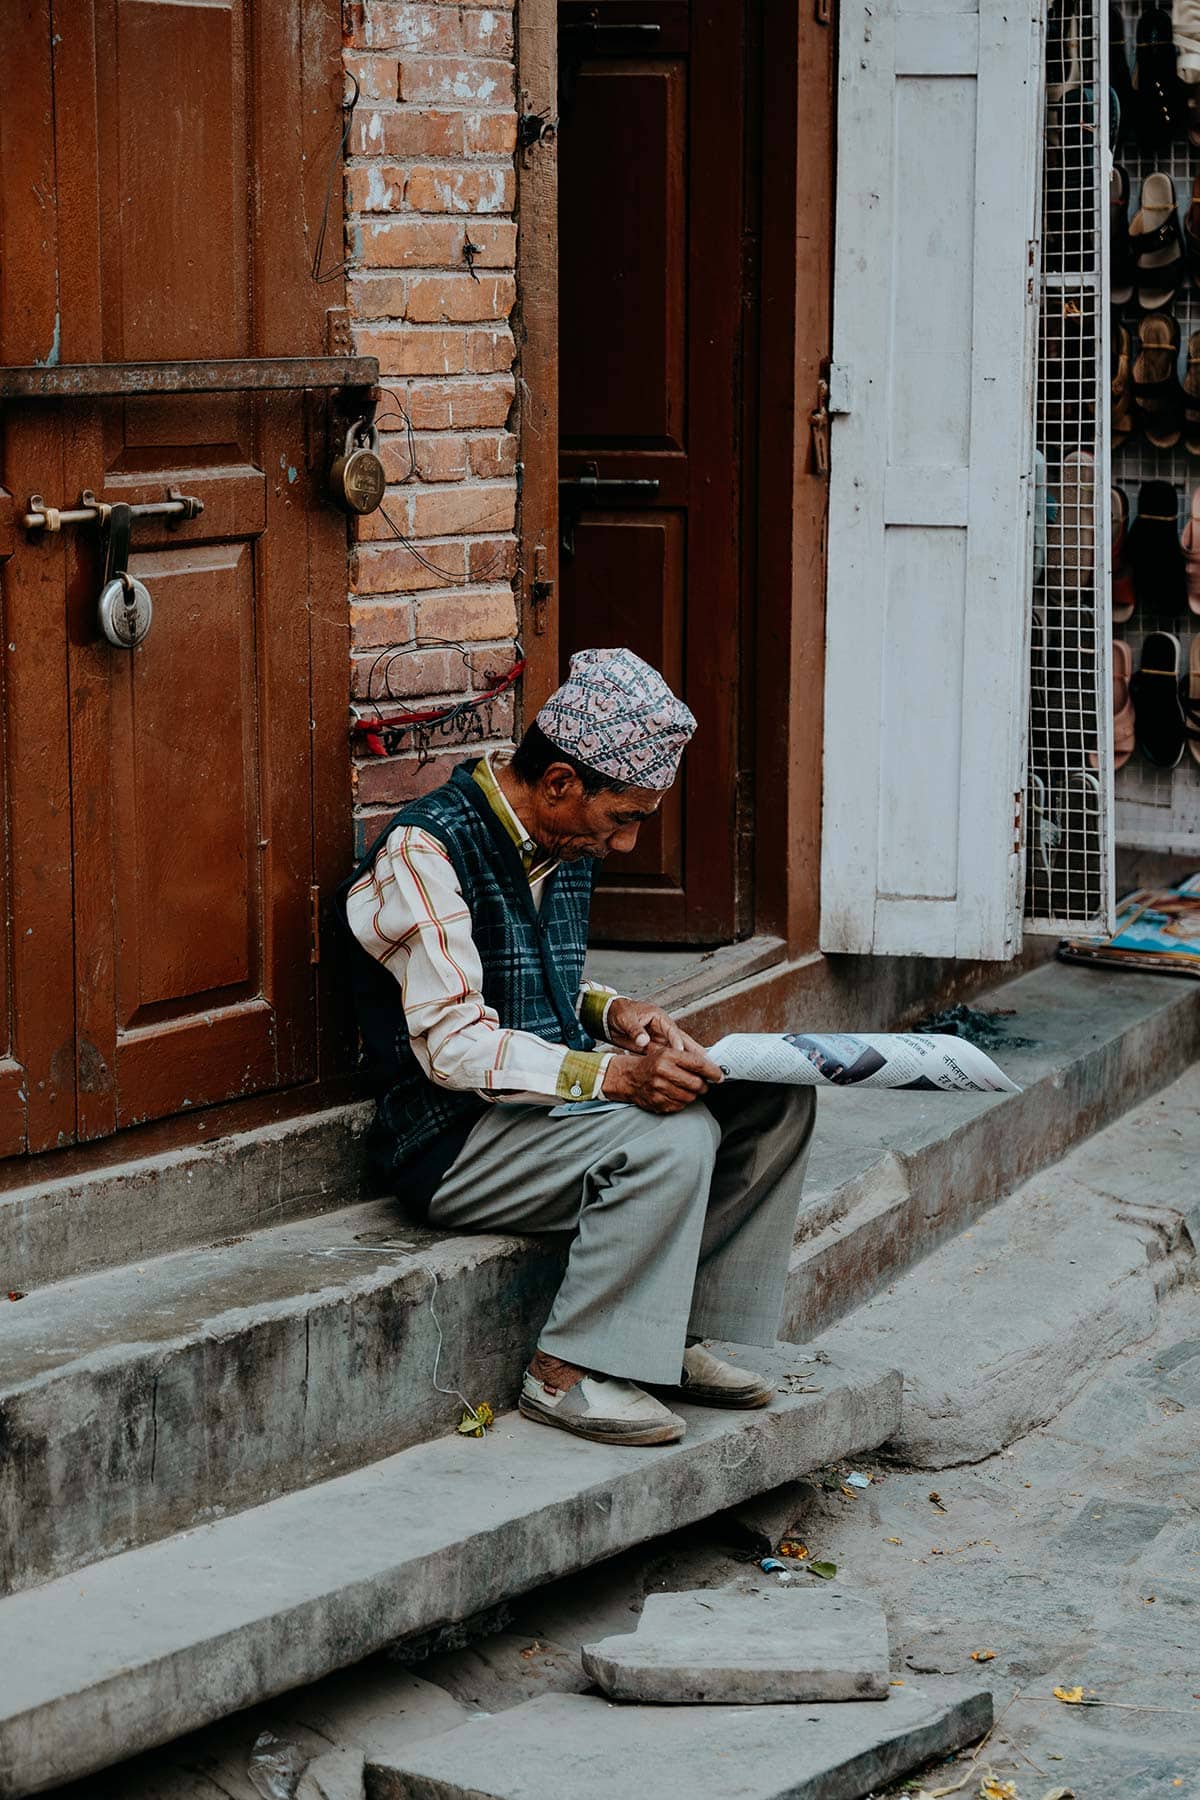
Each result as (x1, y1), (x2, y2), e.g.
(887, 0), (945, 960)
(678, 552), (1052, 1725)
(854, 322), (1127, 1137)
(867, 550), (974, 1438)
(1025, 0), (1115, 931)
(1110, 0), (1200, 853)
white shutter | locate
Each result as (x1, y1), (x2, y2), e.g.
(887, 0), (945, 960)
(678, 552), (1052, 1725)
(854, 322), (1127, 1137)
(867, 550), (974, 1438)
(820, 0), (1043, 959)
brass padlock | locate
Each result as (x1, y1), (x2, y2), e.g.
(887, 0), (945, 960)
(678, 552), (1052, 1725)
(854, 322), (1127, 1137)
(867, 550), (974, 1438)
(330, 420), (386, 516)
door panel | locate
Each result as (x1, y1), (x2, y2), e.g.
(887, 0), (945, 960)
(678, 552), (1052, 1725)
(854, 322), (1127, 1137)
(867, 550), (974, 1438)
(558, 0), (743, 945)
(0, 0), (348, 1148)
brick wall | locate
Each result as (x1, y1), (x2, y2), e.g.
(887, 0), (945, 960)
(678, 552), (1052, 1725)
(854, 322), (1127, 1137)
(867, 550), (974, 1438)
(343, 2), (522, 852)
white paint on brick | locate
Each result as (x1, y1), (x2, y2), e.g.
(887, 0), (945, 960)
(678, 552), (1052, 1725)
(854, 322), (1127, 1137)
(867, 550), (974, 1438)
(449, 70), (497, 102)
(365, 165), (394, 210)
(477, 11), (497, 37)
(368, 111), (383, 144)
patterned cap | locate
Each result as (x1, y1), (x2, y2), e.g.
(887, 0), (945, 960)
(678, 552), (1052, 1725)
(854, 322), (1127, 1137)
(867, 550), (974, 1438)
(535, 648), (697, 790)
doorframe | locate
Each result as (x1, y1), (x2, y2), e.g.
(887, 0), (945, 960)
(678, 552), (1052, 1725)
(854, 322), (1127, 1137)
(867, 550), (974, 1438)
(514, 0), (835, 957)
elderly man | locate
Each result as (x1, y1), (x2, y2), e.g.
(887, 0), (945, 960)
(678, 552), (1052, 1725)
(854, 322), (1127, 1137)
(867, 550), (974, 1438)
(342, 649), (815, 1447)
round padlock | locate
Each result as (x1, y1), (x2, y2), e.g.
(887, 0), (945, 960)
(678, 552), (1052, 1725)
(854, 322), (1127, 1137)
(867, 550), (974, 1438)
(330, 421), (386, 516)
(98, 573), (153, 648)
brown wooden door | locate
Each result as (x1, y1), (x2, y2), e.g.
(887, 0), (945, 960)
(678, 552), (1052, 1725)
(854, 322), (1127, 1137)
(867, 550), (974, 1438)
(557, 0), (745, 945)
(0, 1), (350, 1150)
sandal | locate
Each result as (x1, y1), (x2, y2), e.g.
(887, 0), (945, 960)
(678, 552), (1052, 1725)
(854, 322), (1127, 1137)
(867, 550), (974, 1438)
(1184, 171), (1200, 284)
(1112, 640), (1137, 769)
(1111, 165), (1135, 305)
(1112, 485), (1136, 622)
(1132, 310), (1183, 448)
(1044, 449), (1095, 591)
(1129, 479), (1187, 615)
(1183, 330), (1200, 456)
(1112, 320), (1136, 447)
(1130, 172), (1185, 311)
(1188, 637), (1200, 765)
(1182, 487), (1200, 614)
(1134, 4), (1183, 152)
(1131, 631), (1187, 767)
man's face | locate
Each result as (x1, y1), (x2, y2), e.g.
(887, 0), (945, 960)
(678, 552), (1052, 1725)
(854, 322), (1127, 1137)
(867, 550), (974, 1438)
(535, 769), (664, 861)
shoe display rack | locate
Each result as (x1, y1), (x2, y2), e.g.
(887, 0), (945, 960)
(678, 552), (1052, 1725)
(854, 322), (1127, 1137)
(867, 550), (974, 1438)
(1027, 0), (1115, 930)
(1110, 0), (1200, 854)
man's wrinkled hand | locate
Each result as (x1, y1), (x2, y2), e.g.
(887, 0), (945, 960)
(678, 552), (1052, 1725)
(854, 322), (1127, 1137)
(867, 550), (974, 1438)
(606, 997), (715, 1067)
(600, 1044), (724, 1113)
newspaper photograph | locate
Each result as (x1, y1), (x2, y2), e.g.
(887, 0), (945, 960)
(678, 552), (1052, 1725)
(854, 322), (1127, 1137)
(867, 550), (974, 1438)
(709, 1032), (1021, 1094)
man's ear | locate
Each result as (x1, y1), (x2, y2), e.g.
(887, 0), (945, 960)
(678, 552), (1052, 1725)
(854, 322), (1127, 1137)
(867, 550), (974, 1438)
(541, 762), (584, 805)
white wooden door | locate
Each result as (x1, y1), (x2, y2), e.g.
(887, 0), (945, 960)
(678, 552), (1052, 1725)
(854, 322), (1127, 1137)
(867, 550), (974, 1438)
(821, 0), (1043, 959)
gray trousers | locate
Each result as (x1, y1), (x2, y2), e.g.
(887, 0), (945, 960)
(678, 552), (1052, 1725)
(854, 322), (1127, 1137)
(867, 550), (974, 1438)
(427, 1083), (817, 1386)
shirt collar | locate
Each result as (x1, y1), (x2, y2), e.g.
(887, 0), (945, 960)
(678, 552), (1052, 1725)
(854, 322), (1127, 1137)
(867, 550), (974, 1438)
(473, 752), (540, 863)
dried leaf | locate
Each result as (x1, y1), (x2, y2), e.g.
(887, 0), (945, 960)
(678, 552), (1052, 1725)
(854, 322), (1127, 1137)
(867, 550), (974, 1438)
(929, 1490), (948, 1511)
(1052, 1685), (1084, 1705)
(808, 1560), (837, 1579)
(778, 1540), (808, 1558)
(979, 1780), (1018, 1800)
(885, 1535), (903, 1545)
(971, 1649), (996, 1663)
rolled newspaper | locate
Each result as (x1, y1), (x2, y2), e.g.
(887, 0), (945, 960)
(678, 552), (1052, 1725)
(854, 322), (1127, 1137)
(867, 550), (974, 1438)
(709, 1032), (1020, 1094)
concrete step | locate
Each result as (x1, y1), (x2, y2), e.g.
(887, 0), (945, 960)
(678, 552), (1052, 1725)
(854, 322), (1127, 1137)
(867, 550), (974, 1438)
(1, 1099), (372, 1293)
(4, 959), (1197, 1598)
(0, 1346), (901, 1797)
(780, 959), (1200, 1339)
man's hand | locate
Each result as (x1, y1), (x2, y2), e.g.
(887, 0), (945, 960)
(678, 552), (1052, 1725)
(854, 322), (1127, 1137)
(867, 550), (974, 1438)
(606, 997), (714, 1065)
(600, 1044), (724, 1114)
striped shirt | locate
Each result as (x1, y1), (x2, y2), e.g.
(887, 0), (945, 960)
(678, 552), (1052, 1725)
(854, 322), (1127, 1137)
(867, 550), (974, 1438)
(344, 753), (618, 1105)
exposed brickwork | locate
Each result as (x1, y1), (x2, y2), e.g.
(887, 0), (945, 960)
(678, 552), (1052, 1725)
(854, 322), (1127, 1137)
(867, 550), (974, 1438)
(344, 5), (521, 824)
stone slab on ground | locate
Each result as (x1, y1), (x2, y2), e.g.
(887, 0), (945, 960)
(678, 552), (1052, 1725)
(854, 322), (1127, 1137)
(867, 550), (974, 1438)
(814, 1062), (1200, 1467)
(580, 1585), (890, 1703)
(0, 1348), (900, 1798)
(368, 1684), (993, 1800)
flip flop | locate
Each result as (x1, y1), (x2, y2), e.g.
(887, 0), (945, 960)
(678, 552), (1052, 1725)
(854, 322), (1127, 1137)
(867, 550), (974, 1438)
(1044, 449), (1095, 591)
(1112, 639), (1137, 769)
(1111, 165), (1134, 306)
(1112, 485), (1136, 622)
(1184, 330), (1200, 456)
(1181, 487), (1200, 614)
(1111, 321), (1136, 449)
(1130, 172), (1185, 311)
(1131, 630), (1187, 768)
(1188, 636), (1200, 766)
(1132, 311), (1183, 448)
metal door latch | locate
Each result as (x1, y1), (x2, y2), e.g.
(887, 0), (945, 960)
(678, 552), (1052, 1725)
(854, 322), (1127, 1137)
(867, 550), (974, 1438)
(23, 487), (202, 532)
(558, 465), (662, 556)
(809, 379), (831, 477)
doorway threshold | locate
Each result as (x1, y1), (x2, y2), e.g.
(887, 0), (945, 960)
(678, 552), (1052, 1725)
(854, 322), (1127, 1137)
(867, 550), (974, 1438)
(584, 934), (786, 1013)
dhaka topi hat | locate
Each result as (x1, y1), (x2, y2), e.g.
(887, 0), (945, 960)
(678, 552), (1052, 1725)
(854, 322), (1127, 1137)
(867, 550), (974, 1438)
(535, 648), (697, 790)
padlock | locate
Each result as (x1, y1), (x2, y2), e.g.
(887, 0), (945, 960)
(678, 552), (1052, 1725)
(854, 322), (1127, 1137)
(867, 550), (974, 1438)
(98, 572), (154, 647)
(330, 420), (386, 516)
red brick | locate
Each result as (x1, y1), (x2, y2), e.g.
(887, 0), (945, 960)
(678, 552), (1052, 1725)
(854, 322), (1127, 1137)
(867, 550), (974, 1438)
(398, 432), (468, 482)
(402, 374), (514, 430)
(343, 53), (399, 103)
(468, 535), (519, 583)
(406, 165), (515, 216)
(467, 326), (515, 372)
(467, 431), (518, 478)
(351, 540), (468, 594)
(350, 596), (416, 651)
(354, 746), (477, 807)
(353, 325), (466, 376)
(346, 164), (407, 214)
(404, 481), (517, 540)
(349, 107), (463, 158)
(462, 10), (514, 55)
(356, 216), (516, 271)
(348, 272), (407, 320)
(463, 110), (518, 157)
(351, 644), (469, 700)
(364, 5), (462, 53)
(398, 56), (514, 108)
(406, 273), (515, 323)
(415, 588), (518, 642)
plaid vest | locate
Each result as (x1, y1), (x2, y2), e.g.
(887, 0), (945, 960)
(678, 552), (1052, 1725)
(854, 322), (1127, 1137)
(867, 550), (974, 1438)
(338, 760), (596, 1196)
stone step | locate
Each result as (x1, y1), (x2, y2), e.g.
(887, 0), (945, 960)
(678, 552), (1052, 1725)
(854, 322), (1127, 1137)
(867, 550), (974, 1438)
(4, 959), (1196, 1598)
(366, 1684), (993, 1800)
(780, 959), (1200, 1340)
(1, 1098), (373, 1293)
(0, 1347), (901, 1798)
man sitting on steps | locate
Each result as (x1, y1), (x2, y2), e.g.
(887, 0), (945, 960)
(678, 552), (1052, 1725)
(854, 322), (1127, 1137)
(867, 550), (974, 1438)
(341, 647), (816, 1447)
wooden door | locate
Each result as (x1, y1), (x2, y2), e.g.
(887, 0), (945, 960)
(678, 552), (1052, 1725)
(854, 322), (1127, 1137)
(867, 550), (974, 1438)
(556, 0), (745, 945)
(0, 1), (351, 1150)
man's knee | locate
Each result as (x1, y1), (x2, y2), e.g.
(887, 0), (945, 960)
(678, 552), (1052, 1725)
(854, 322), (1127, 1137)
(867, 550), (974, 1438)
(633, 1102), (721, 1182)
(721, 1081), (816, 1147)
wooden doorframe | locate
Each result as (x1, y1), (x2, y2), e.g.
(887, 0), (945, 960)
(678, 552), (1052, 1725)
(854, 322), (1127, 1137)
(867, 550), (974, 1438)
(514, 0), (835, 957)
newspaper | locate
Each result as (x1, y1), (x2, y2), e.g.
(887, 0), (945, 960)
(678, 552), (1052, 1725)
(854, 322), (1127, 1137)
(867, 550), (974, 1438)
(709, 1031), (1021, 1094)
